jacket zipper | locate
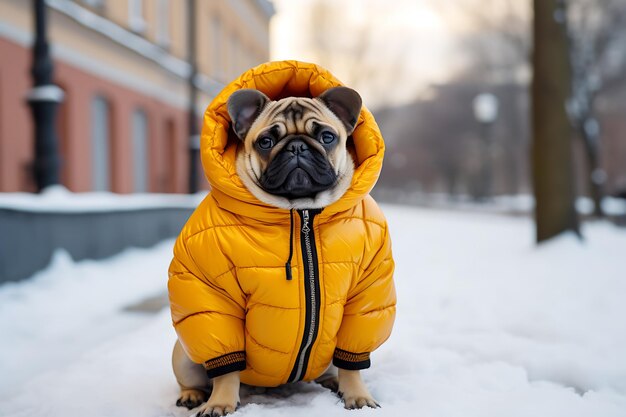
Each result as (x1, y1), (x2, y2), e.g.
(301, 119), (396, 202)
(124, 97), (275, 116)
(287, 208), (321, 383)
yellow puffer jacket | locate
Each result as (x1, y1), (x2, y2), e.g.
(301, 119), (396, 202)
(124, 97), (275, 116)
(168, 61), (396, 387)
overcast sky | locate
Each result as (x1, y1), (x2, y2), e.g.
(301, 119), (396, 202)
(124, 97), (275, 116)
(270, 0), (461, 109)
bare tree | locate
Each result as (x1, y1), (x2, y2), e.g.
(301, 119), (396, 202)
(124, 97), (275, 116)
(435, 0), (530, 83)
(302, 0), (409, 108)
(439, 0), (626, 220)
(430, 0), (531, 197)
(532, 0), (580, 242)
(567, 0), (626, 217)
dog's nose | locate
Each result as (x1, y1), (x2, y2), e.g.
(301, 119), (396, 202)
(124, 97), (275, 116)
(286, 139), (308, 155)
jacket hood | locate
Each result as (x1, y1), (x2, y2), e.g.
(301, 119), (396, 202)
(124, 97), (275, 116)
(201, 60), (385, 221)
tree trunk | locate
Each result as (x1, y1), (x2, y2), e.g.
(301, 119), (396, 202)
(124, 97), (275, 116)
(531, 0), (580, 242)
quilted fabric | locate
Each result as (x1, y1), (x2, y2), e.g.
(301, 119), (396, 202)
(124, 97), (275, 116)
(168, 61), (396, 387)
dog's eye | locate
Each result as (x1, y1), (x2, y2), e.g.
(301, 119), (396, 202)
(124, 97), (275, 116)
(257, 137), (274, 150)
(320, 132), (336, 144)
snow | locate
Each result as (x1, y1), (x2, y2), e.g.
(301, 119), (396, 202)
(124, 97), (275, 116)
(0, 241), (174, 399)
(3, 187), (624, 219)
(0, 186), (204, 212)
(1, 205), (625, 417)
(373, 190), (626, 217)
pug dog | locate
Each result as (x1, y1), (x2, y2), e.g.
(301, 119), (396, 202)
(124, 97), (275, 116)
(172, 87), (381, 415)
(229, 87), (359, 211)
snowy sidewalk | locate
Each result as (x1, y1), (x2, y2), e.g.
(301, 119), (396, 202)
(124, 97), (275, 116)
(1, 206), (625, 417)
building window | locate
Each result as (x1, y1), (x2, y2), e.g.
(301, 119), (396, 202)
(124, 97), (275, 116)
(163, 118), (177, 193)
(243, 43), (254, 71)
(247, 45), (256, 70)
(229, 33), (239, 78)
(156, 0), (170, 48)
(91, 96), (111, 192)
(211, 15), (222, 79)
(131, 108), (149, 193)
(128, 0), (146, 33)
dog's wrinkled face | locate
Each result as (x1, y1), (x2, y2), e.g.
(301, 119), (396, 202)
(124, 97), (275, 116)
(228, 87), (362, 209)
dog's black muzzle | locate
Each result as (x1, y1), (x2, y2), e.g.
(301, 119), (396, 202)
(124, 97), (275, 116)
(260, 138), (337, 199)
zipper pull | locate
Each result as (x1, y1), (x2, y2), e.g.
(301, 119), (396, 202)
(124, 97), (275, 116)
(302, 210), (310, 234)
(285, 262), (292, 280)
(286, 209), (295, 281)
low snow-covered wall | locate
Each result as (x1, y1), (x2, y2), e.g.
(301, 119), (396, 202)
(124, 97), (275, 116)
(0, 188), (201, 283)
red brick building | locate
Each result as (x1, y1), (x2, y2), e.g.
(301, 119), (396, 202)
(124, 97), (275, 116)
(0, 0), (273, 193)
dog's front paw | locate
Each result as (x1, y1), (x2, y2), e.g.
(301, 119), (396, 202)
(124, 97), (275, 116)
(195, 400), (240, 417)
(339, 392), (380, 410)
(176, 389), (207, 409)
(340, 393), (380, 410)
(337, 369), (380, 409)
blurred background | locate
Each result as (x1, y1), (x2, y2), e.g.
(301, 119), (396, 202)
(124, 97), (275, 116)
(273, 0), (626, 211)
(1, 0), (625, 207)
(1, 0), (625, 282)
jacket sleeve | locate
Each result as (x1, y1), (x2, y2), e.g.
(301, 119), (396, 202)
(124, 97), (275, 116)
(333, 222), (396, 370)
(168, 232), (246, 378)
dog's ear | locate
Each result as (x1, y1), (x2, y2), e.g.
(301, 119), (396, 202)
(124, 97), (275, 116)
(227, 89), (270, 140)
(317, 87), (362, 135)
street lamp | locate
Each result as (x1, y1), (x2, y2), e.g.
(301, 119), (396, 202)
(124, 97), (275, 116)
(187, 0), (200, 194)
(473, 93), (499, 124)
(27, 0), (64, 192)
(472, 93), (499, 199)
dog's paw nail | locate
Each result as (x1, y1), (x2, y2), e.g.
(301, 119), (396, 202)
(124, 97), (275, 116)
(364, 399), (379, 409)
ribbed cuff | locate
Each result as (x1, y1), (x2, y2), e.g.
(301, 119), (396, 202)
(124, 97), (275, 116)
(204, 351), (246, 378)
(332, 348), (371, 370)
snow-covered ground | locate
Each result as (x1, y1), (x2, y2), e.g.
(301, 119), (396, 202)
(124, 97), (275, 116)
(1, 205), (625, 417)
(373, 188), (626, 217)
(0, 186), (204, 212)
(3, 186), (625, 217)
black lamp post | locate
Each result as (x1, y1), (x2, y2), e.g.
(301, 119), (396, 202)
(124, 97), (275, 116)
(472, 93), (499, 199)
(27, 0), (63, 192)
(187, 0), (200, 194)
